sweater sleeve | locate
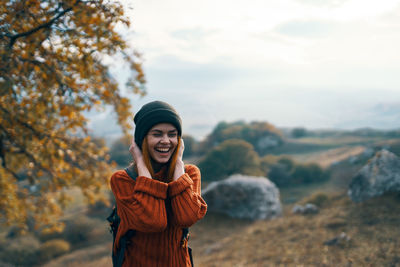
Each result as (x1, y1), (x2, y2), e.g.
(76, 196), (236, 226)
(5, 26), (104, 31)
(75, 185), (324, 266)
(168, 164), (207, 227)
(110, 170), (168, 249)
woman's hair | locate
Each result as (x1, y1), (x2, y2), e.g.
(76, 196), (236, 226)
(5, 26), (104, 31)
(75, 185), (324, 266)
(141, 137), (181, 182)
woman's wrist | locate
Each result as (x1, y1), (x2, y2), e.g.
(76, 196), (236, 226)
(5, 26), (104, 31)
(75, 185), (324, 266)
(136, 161), (152, 178)
(173, 159), (185, 181)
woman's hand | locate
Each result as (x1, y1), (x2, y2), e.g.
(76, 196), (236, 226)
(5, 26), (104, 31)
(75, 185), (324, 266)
(173, 138), (185, 181)
(129, 139), (152, 178)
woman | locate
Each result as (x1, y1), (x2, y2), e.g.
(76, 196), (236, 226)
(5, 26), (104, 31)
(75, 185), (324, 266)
(110, 101), (207, 267)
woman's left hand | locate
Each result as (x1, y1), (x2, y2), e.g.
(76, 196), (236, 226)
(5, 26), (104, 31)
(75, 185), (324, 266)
(172, 138), (185, 181)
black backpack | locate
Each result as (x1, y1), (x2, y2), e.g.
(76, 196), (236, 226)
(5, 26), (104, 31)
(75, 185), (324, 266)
(107, 167), (193, 267)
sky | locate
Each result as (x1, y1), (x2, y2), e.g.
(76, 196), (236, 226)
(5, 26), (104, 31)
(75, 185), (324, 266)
(89, 0), (400, 140)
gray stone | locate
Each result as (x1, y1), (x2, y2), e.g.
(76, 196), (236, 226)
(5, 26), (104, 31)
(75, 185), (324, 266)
(202, 174), (282, 220)
(323, 232), (351, 246)
(292, 203), (319, 215)
(348, 149), (400, 202)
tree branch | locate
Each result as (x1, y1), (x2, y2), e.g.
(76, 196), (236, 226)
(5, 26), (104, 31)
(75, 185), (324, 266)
(7, 1), (81, 49)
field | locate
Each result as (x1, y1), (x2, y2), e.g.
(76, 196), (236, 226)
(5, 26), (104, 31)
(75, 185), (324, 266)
(2, 133), (400, 267)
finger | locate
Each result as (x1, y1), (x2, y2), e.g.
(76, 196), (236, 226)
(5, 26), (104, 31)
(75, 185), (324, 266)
(178, 138), (185, 157)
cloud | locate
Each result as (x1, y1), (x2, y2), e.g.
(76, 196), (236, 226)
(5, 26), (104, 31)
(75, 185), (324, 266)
(295, 0), (349, 8)
(171, 27), (216, 41)
(274, 20), (339, 38)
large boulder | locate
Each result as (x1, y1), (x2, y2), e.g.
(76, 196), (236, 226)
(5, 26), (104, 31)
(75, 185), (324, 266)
(348, 149), (400, 202)
(202, 174), (282, 220)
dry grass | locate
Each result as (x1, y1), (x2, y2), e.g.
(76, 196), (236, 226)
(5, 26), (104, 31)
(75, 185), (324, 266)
(43, 243), (112, 267)
(193, 192), (400, 267)
(290, 146), (366, 168)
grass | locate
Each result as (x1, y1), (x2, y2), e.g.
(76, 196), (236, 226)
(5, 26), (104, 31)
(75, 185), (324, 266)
(193, 192), (400, 267)
(42, 192), (400, 267)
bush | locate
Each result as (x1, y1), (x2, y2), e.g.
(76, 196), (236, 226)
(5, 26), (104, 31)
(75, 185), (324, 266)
(198, 139), (263, 181)
(291, 127), (308, 138)
(109, 136), (131, 166)
(267, 157), (296, 187)
(292, 163), (329, 184)
(0, 235), (40, 266)
(267, 157), (330, 187)
(38, 239), (70, 262)
(62, 216), (108, 247)
(268, 163), (292, 187)
(87, 197), (112, 218)
(198, 120), (284, 155)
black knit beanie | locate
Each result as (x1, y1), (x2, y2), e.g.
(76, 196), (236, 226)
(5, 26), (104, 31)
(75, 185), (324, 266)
(134, 101), (182, 149)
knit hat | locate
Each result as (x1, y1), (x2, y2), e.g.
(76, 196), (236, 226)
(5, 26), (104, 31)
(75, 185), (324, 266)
(134, 101), (182, 149)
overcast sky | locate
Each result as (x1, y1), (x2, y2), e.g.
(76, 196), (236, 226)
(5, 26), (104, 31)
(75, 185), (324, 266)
(90, 0), (400, 140)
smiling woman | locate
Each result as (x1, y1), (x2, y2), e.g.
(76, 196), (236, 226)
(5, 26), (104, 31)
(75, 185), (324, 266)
(109, 101), (207, 267)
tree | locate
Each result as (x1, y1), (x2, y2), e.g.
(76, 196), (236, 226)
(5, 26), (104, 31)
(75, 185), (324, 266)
(291, 127), (308, 138)
(0, 0), (146, 231)
(198, 120), (284, 155)
(109, 136), (131, 167)
(198, 139), (263, 181)
(181, 134), (197, 158)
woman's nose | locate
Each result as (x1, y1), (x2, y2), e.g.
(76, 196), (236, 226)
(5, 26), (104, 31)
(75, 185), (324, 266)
(160, 134), (169, 143)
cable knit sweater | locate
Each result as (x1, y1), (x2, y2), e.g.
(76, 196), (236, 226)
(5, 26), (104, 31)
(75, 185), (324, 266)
(110, 164), (207, 267)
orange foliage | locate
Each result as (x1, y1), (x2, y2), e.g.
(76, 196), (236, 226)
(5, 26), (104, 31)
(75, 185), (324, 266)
(0, 0), (146, 230)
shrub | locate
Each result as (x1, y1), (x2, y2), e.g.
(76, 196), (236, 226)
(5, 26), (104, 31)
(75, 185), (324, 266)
(109, 136), (131, 166)
(87, 198), (112, 218)
(291, 127), (308, 138)
(61, 215), (108, 247)
(292, 163), (329, 184)
(198, 139), (263, 181)
(267, 157), (330, 187)
(182, 134), (198, 157)
(0, 235), (40, 266)
(38, 239), (70, 262)
(268, 163), (292, 187)
(198, 120), (284, 155)
(267, 156), (296, 187)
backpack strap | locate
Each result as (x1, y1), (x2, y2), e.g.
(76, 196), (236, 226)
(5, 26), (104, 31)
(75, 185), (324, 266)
(124, 165), (138, 181)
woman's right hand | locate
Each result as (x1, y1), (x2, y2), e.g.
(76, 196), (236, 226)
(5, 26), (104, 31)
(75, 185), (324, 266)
(129, 139), (152, 178)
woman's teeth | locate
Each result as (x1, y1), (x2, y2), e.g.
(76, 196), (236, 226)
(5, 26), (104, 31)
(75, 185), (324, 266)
(156, 148), (170, 153)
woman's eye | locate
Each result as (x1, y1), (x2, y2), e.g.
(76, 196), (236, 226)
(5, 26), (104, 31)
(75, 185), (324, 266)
(152, 133), (162, 137)
(168, 133), (177, 138)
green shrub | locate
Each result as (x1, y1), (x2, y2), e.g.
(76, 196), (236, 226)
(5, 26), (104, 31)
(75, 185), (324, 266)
(267, 156), (296, 187)
(198, 139), (263, 181)
(62, 216), (108, 247)
(267, 157), (330, 187)
(292, 163), (329, 184)
(39, 239), (70, 262)
(268, 163), (292, 187)
(198, 120), (284, 155)
(109, 136), (131, 166)
(0, 235), (40, 266)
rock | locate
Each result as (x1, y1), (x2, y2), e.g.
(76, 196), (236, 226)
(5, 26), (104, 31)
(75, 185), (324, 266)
(292, 204), (304, 214)
(348, 149), (400, 202)
(292, 203), (319, 215)
(202, 174), (282, 220)
(323, 232), (351, 246)
(257, 135), (280, 150)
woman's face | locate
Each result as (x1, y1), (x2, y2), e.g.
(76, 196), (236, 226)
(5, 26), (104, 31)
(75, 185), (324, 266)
(146, 123), (178, 164)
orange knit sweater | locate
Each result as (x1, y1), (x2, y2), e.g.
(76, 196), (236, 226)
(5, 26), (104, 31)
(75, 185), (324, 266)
(110, 164), (207, 267)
